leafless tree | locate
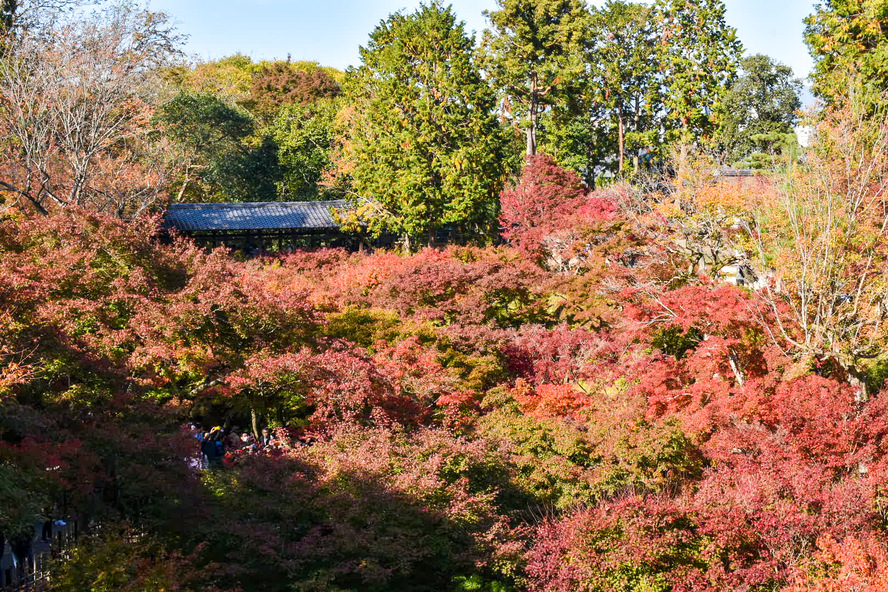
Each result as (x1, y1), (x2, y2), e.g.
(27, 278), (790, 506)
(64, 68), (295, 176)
(2, 0), (86, 45)
(0, 0), (183, 217)
(745, 91), (888, 393)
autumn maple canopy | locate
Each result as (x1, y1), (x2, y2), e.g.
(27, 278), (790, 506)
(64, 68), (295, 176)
(3, 0), (888, 591)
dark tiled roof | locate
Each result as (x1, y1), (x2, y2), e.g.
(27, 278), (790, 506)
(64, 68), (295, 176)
(714, 167), (755, 177)
(165, 200), (347, 232)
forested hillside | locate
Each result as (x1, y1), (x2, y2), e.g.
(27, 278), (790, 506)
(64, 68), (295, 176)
(2, 0), (888, 591)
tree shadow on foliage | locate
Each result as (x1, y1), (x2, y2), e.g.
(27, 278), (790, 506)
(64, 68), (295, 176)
(192, 451), (514, 592)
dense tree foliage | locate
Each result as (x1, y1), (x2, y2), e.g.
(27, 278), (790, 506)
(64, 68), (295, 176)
(335, 2), (510, 245)
(717, 54), (803, 167)
(481, 0), (591, 157)
(529, 0), (742, 184)
(157, 92), (282, 202)
(269, 98), (339, 200)
(539, 0), (660, 184)
(654, 0), (742, 144)
(805, 0), (888, 105)
(8, 1), (888, 591)
(243, 61), (341, 122)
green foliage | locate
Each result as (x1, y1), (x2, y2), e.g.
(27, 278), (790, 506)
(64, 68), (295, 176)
(339, 1), (510, 243)
(157, 91), (283, 202)
(716, 54), (803, 165)
(543, 0), (662, 180)
(480, 398), (601, 509)
(742, 131), (801, 169)
(323, 307), (435, 350)
(481, 0), (592, 156)
(454, 574), (513, 592)
(51, 531), (219, 592)
(0, 464), (44, 534)
(654, 0), (743, 143)
(538, 0), (741, 181)
(269, 98), (338, 200)
(805, 0), (888, 106)
(651, 326), (703, 359)
(538, 110), (613, 187)
(480, 389), (703, 511)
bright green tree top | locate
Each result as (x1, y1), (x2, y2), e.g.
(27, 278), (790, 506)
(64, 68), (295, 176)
(481, 0), (591, 155)
(716, 53), (802, 165)
(654, 0), (742, 143)
(338, 1), (510, 244)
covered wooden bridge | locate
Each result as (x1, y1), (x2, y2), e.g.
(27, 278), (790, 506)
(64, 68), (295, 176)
(163, 200), (361, 253)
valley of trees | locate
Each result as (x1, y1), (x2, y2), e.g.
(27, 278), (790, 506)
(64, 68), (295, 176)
(2, 0), (888, 591)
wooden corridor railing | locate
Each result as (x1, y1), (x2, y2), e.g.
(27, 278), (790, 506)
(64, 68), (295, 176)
(0, 520), (79, 592)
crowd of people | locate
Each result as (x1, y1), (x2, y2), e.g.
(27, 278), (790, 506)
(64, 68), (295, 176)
(193, 425), (305, 469)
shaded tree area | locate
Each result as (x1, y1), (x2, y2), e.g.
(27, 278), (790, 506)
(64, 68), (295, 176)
(160, 57), (345, 203)
(156, 92), (282, 203)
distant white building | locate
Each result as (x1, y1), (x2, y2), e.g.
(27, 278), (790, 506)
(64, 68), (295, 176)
(795, 125), (815, 149)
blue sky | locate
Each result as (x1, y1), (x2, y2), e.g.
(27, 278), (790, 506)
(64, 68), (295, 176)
(149, 0), (817, 81)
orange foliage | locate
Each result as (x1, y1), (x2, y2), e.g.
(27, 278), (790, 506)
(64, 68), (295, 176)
(513, 378), (589, 419)
(784, 536), (888, 592)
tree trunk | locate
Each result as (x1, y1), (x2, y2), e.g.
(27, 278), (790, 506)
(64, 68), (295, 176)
(526, 73), (538, 157)
(675, 143), (689, 209)
(617, 106), (625, 174)
(727, 349), (745, 386)
(251, 407), (260, 440)
(841, 358), (869, 402)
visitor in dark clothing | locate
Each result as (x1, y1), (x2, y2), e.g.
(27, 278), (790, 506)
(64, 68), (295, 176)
(200, 432), (220, 469)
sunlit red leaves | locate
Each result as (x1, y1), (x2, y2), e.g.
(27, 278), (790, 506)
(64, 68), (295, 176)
(527, 497), (700, 592)
(512, 379), (589, 419)
(499, 155), (624, 274)
(784, 535), (888, 592)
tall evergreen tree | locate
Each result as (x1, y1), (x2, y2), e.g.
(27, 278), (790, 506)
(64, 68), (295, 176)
(589, 0), (662, 175)
(481, 0), (591, 156)
(716, 54), (802, 166)
(337, 1), (510, 245)
(540, 0), (661, 184)
(654, 0), (742, 144)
